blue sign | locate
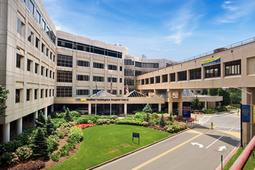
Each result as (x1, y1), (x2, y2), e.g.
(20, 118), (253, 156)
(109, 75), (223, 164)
(241, 104), (251, 122)
(183, 106), (191, 118)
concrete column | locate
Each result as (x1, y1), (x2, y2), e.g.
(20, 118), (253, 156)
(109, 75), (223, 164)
(3, 123), (10, 143)
(201, 67), (204, 80)
(17, 118), (23, 135)
(124, 103), (127, 116)
(34, 111), (38, 126)
(168, 90), (173, 114)
(88, 103), (92, 115)
(187, 70), (190, 81)
(204, 101), (208, 109)
(44, 107), (48, 119)
(178, 90), (183, 116)
(158, 104), (162, 112)
(51, 105), (54, 113)
(241, 87), (252, 146)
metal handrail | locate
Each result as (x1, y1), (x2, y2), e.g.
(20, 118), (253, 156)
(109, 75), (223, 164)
(231, 136), (255, 170)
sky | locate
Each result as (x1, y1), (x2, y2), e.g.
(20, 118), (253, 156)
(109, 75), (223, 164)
(43, 0), (255, 61)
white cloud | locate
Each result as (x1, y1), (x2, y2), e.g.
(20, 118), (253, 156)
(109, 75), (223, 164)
(165, 3), (201, 45)
(217, 0), (255, 23)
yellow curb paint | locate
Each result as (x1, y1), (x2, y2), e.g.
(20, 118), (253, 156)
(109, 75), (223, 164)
(132, 133), (202, 170)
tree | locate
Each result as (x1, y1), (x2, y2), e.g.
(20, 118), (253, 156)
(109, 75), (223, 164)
(218, 89), (230, 106)
(159, 114), (165, 128)
(209, 88), (219, 96)
(228, 88), (241, 104)
(64, 108), (72, 122)
(143, 104), (152, 113)
(46, 116), (55, 136)
(35, 111), (46, 128)
(0, 86), (9, 116)
(191, 97), (201, 110)
(32, 128), (49, 160)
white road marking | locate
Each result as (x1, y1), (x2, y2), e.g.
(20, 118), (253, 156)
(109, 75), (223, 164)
(191, 142), (204, 148)
(206, 135), (224, 149)
(218, 146), (227, 152)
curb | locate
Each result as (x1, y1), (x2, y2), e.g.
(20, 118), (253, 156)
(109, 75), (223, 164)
(216, 145), (240, 170)
(88, 128), (189, 170)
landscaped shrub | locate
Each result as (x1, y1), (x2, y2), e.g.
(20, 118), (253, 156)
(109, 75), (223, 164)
(203, 108), (217, 114)
(141, 121), (149, 127)
(159, 114), (166, 127)
(47, 135), (59, 153)
(55, 112), (65, 118)
(46, 116), (55, 136)
(134, 112), (147, 121)
(50, 152), (60, 162)
(32, 128), (49, 160)
(70, 111), (81, 118)
(56, 129), (65, 139)
(76, 116), (90, 124)
(143, 104), (152, 113)
(116, 118), (143, 126)
(67, 127), (83, 144)
(15, 146), (32, 161)
(64, 108), (73, 122)
(10, 160), (45, 170)
(216, 106), (228, 112)
(167, 124), (181, 133)
(96, 119), (114, 125)
(52, 118), (66, 128)
(0, 152), (14, 165)
(35, 112), (46, 128)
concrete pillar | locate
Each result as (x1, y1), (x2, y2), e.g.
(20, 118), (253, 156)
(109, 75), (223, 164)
(44, 107), (48, 119)
(158, 104), (162, 112)
(241, 87), (252, 146)
(3, 123), (10, 143)
(124, 103), (127, 116)
(204, 101), (208, 109)
(88, 103), (92, 115)
(51, 105), (54, 113)
(17, 118), (23, 135)
(178, 90), (183, 116)
(168, 90), (173, 114)
(34, 111), (38, 126)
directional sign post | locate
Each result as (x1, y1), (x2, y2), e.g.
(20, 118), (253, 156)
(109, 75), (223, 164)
(132, 132), (140, 144)
(241, 104), (251, 122)
(183, 106), (191, 118)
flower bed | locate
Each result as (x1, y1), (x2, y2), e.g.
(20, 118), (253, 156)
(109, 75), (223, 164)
(75, 124), (95, 129)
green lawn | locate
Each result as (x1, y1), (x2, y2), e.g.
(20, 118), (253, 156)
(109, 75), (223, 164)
(224, 147), (255, 170)
(50, 125), (170, 170)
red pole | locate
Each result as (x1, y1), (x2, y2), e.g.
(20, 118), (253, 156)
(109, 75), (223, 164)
(231, 136), (255, 170)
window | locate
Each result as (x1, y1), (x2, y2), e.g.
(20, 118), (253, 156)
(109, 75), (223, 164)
(41, 43), (45, 53)
(93, 89), (101, 94)
(225, 60), (241, 76)
(120, 66), (122, 71)
(35, 63), (39, 74)
(57, 70), (72, 82)
(53, 55), (55, 62)
(53, 72), (55, 79)
(108, 64), (117, 70)
(57, 54), (73, 67)
(77, 75), (89, 81)
(35, 37), (40, 48)
(77, 60), (90, 67)
(49, 70), (52, 78)
(142, 63), (159, 68)
(27, 59), (32, 72)
(150, 77), (154, 84)
(178, 71), (187, 81)
(162, 74), (168, 82)
(57, 39), (73, 49)
(135, 62), (142, 67)
(49, 89), (51, 97)
(35, 10), (41, 23)
(41, 89), (44, 98)
(27, 28), (34, 44)
(169, 73), (175, 82)
(125, 79), (134, 86)
(45, 89), (48, 98)
(124, 59), (134, 65)
(108, 77), (117, 82)
(50, 52), (52, 60)
(26, 89), (31, 101)
(45, 69), (48, 77)
(135, 70), (143, 76)
(124, 69), (134, 76)
(189, 68), (201, 80)
(155, 76), (160, 83)
(204, 64), (221, 78)
(16, 54), (23, 68)
(17, 18), (25, 37)
(15, 89), (21, 103)
(41, 66), (44, 76)
(27, 0), (34, 14)
(34, 89), (38, 100)
(77, 89), (90, 96)
(120, 78), (122, 83)
(46, 48), (49, 57)
(108, 90), (117, 94)
(141, 79), (145, 85)
(93, 62), (104, 69)
(93, 76), (104, 82)
(56, 86), (72, 97)
(145, 78), (149, 84)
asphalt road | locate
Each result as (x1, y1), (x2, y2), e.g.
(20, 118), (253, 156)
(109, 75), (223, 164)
(95, 113), (240, 170)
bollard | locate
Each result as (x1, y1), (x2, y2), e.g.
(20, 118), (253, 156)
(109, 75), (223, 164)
(211, 122), (213, 129)
(221, 154), (223, 170)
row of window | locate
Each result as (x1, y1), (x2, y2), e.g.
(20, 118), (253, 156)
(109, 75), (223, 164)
(124, 59), (159, 68)
(57, 54), (123, 71)
(21, 0), (56, 43)
(56, 70), (123, 83)
(16, 53), (55, 79)
(15, 88), (54, 103)
(57, 38), (122, 59)
(56, 86), (122, 97)
(140, 60), (241, 85)
(17, 18), (55, 63)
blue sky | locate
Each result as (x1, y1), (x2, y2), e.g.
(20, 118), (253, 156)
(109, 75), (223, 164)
(44, 0), (255, 61)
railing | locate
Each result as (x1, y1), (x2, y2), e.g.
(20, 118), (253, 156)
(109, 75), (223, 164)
(231, 136), (255, 170)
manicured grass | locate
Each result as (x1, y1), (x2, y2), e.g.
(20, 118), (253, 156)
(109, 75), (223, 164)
(224, 147), (255, 170)
(50, 125), (170, 170)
